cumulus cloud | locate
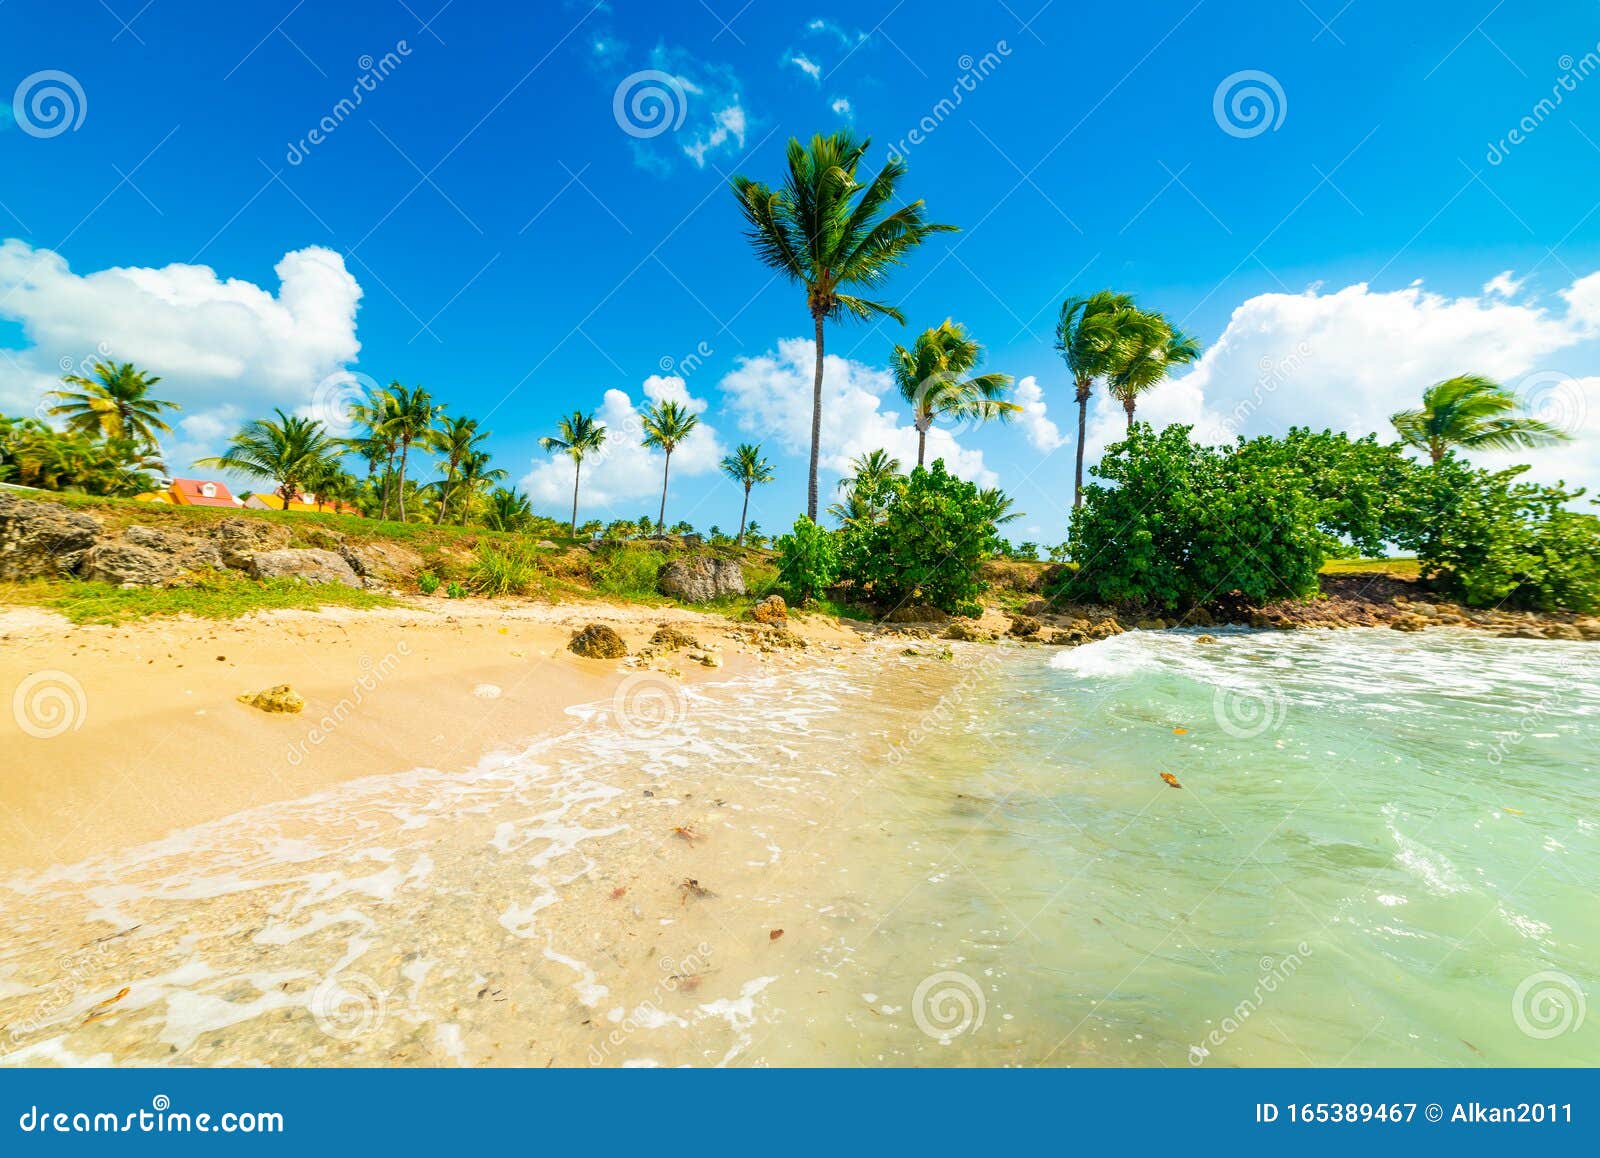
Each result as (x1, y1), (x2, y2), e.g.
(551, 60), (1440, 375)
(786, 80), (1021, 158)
(718, 337), (996, 487)
(830, 96), (852, 118)
(520, 373), (726, 513)
(0, 240), (363, 470)
(1010, 375), (1066, 452)
(1483, 269), (1523, 298)
(1080, 271), (1600, 496)
(617, 45), (749, 173)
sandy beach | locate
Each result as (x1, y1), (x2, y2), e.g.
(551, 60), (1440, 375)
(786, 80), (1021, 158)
(0, 599), (864, 872)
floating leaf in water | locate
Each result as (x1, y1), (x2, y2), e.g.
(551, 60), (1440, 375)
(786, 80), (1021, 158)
(671, 825), (704, 843)
(1502, 807), (1523, 815)
(1160, 773), (1183, 789)
(680, 878), (713, 904)
(83, 986), (130, 1025)
(770, 929), (784, 941)
(1172, 727), (1189, 735)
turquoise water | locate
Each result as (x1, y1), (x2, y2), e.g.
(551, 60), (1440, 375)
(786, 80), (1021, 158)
(2, 628), (1595, 1066)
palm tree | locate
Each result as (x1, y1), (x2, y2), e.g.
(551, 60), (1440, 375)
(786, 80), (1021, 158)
(719, 442), (774, 546)
(891, 319), (1018, 467)
(1108, 316), (1202, 432)
(483, 487), (535, 532)
(350, 390), (402, 520)
(429, 415), (490, 524)
(383, 384), (441, 522)
(1056, 292), (1157, 507)
(640, 399), (699, 530)
(194, 410), (340, 509)
(827, 448), (902, 525)
(732, 130), (957, 520)
(539, 410), (607, 537)
(1391, 374), (1570, 463)
(48, 361), (180, 448)
(978, 486), (1022, 526)
(451, 449), (506, 526)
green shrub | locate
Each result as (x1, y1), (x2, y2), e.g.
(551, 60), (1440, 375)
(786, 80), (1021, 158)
(838, 461), (1001, 616)
(775, 516), (839, 603)
(418, 571), (441, 595)
(593, 545), (664, 598)
(468, 542), (543, 597)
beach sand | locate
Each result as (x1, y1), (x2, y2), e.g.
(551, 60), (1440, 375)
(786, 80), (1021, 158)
(0, 598), (864, 872)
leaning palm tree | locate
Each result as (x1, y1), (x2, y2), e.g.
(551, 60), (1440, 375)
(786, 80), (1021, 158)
(719, 442), (774, 546)
(977, 486), (1022, 526)
(429, 415), (490, 525)
(732, 130), (957, 521)
(1055, 292), (1157, 507)
(1107, 316), (1202, 432)
(891, 319), (1018, 466)
(383, 384), (441, 522)
(48, 361), (180, 448)
(194, 410), (340, 509)
(1391, 374), (1570, 463)
(640, 399), (699, 531)
(539, 410), (607, 537)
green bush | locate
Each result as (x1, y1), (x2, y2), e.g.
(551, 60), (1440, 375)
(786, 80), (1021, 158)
(418, 571), (441, 595)
(775, 516), (839, 603)
(445, 581), (468, 599)
(592, 545), (664, 598)
(468, 542), (543, 597)
(838, 461), (1001, 616)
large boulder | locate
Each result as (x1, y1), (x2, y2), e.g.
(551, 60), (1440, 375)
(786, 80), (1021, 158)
(0, 492), (101, 580)
(569, 623), (628, 658)
(78, 541), (181, 586)
(657, 555), (745, 603)
(211, 517), (292, 569)
(337, 540), (423, 584)
(248, 547), (362, 587)
(122, 525), (224, 573)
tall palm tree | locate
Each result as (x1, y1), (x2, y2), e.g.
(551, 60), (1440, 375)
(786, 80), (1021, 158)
(639, 399), (699, 531)
(827, 448), (902, 526)
(47, 361), (180, 448)
(194, 410), (340, 509)
(732, 130), (957, 520)
(349, 390), (402, 520)
(719, 442), (774, 546)
(891, 319), (1018, 466)
(384, 384), (441, 522)
(1056, 292), (1157, 507)
(1391, 374), (1569, 463)
(429, 415), (490, 525)
(1108, 316), (1202, 432)
(539, 410), (607, 537)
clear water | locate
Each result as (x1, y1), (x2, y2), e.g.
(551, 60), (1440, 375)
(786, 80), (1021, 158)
(2, 629), (1596, 1067)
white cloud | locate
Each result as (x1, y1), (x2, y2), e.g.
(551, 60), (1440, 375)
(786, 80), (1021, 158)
(805, 18), (867, 48)
(830, 96), (852, 117)
(683, 102), (747, 168)
(520, 373), (726, 513)
(1084, 272), (1600, 496)
(786, 52), (822, 82)
(718, 337), (996, 488)
(0, 240), (363, 473)
(1483, 269), (1523, 298)
(618, 45), (748, 173)
(1011, 375), (1066, 452)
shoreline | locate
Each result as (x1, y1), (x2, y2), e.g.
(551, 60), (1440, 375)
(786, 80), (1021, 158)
(0, 597), (862, 873)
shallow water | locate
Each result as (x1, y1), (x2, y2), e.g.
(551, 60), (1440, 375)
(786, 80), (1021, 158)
(2, 629), (1596, 1066)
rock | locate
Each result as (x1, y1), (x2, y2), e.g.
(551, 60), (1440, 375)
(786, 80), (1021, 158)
(1133, 617), (1168, 631)
(338, 540), (423, 583)
(536, 539), (559, 550)
(1043, 628), (1085, 646)
(1543, 623), (1584, 641)
(1573, 617), (1600, 640)
(569, 623), (628, 658)
(648, 625), (699, 652)
(122, 525), (224, 573)
(1022, 599), (1050, 617)
(78, 541), (181, 586)
(0, 492), (101, 580)
(757, 628), (807, 651)
(1007, 614), (1042, 638)
(749, 594), (788, 624)
(942, 620), (991, 642)
(1508, 626), (1546, 640)
(886, 603), (946, 624)
(657, 555), (746, 603)
(1195, 634), (1218, 644)
(1389, 614), (1428, 632)
(237, 684), (305, 713)
(212, 517), (291, 569)
(248, 548), (362, 587)
(689, 651), (721, 668)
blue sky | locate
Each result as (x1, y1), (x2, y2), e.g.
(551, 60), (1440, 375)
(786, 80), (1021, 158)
(4, 0), (1600, 542)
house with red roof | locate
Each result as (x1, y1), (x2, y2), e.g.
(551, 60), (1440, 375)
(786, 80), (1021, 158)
(135, 477), (241, 508)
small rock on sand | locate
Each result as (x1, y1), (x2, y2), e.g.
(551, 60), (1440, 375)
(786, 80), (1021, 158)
(237, 684), (305, 714)
(569, 623), (628, 658)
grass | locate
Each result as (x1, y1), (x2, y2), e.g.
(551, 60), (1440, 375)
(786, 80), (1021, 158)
(467, 541), (548, 597)
(1319, 556), (1421, 577)
(592, 545), (666, 600)
(3, 574), (397, 626)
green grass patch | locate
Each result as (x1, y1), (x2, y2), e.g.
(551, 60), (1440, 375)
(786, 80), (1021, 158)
(592, 545), (665, 599)
(467, 541), (547, 597)
(1319, 556), (1420, 577)
(3, 574), (397, 625)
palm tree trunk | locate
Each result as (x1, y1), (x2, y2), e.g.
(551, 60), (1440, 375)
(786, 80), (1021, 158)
(1073, 380), (1090, 509)
(396, 440), (411, 522)
(280, 483), (291, 511)
(916, 424), (927, 468)
(1124, 397), (1136, 434)
(434, 469), (453, 525)
(737, 483), (751, 546)
(658, 450), (672, 530)
(379, 451), (395, 521)
(807, 313), (825, 522)
(570, 459), (581, 538)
